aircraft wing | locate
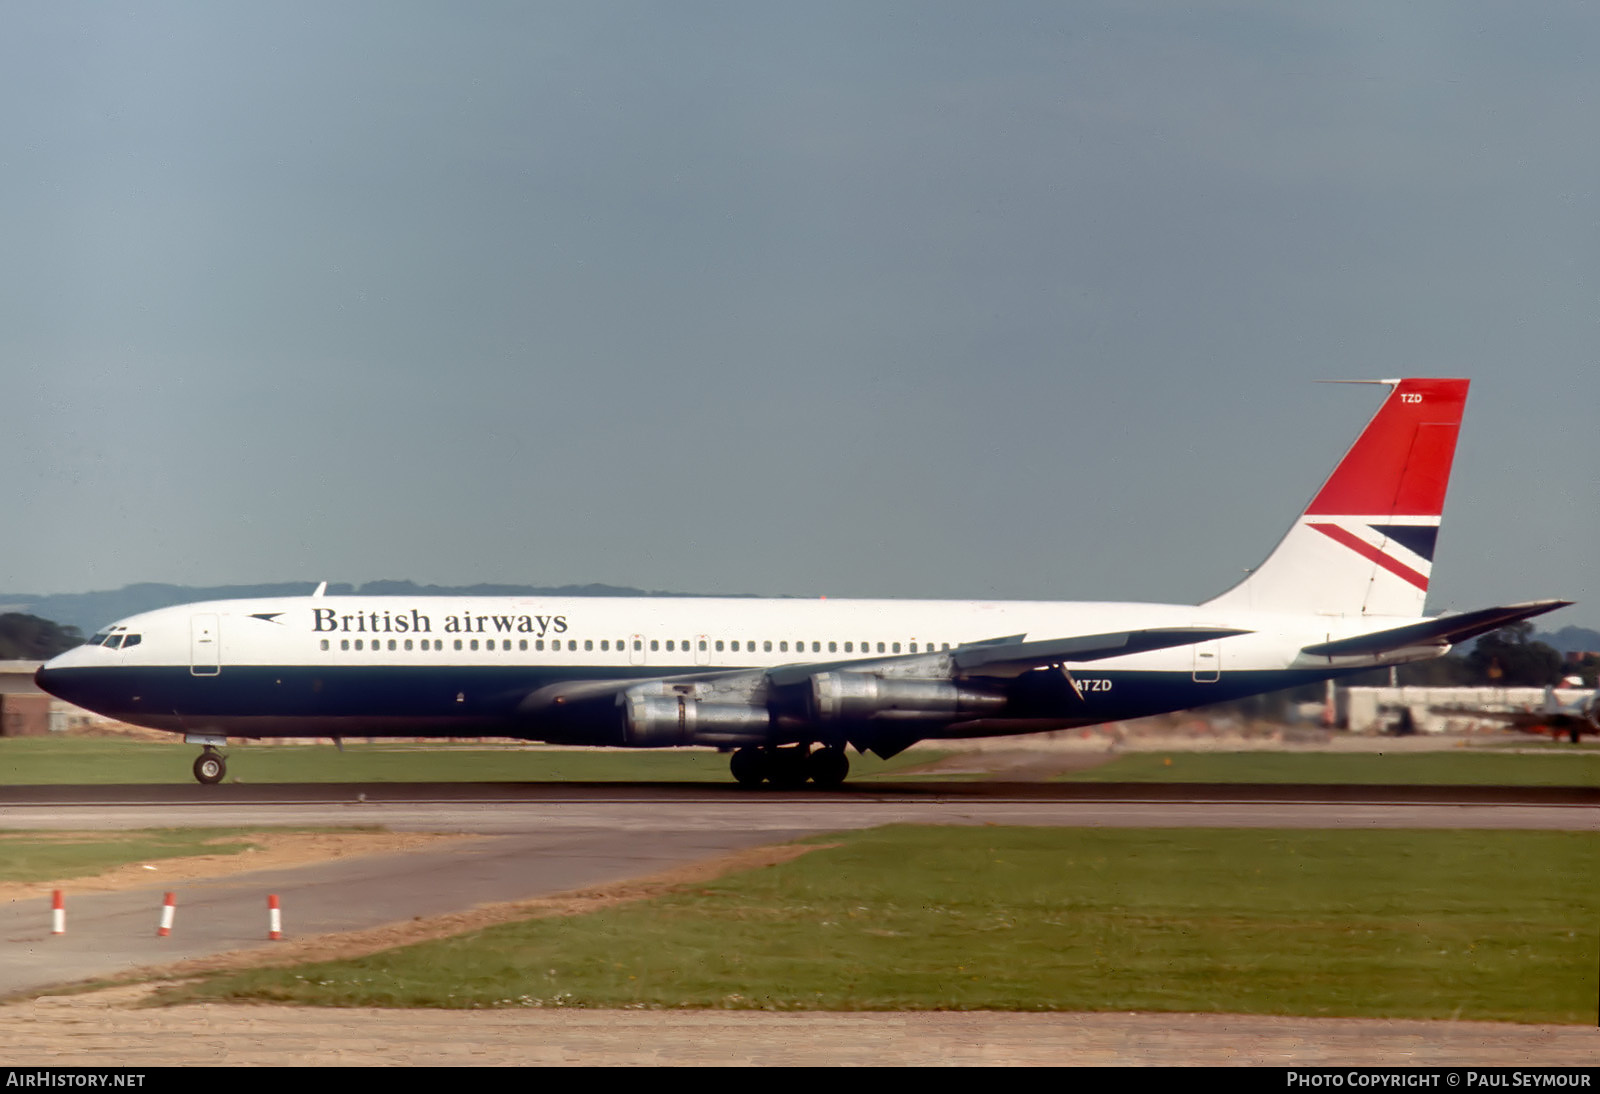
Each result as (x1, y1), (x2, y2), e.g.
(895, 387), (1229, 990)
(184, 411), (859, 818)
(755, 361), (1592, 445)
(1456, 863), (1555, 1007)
(948, 626), (1252, 677)
(763, 626), (1252, 686)
(1299, 599), (1572, 658)
(521, 625), (1253, 713)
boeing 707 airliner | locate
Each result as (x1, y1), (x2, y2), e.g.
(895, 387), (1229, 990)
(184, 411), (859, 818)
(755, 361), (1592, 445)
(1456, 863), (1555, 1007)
(35, 378), (1569, 786)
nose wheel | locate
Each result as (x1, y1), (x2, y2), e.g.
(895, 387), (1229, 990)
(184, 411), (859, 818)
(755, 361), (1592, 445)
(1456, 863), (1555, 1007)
(193, 748), (227, 785)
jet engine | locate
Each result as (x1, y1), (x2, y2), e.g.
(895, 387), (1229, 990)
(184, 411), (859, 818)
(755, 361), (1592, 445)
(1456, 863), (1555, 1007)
(809, 672), (1006, 724)
(620, 687), (770, 747)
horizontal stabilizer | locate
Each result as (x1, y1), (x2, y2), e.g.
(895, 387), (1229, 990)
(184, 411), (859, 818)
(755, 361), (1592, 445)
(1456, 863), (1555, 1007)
(954, 627), (1251, 675)
(1299, 600), (1571, 658)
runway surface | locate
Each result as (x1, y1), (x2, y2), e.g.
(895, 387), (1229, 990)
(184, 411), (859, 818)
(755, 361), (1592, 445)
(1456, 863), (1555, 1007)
(2, 780), (1595, 1065)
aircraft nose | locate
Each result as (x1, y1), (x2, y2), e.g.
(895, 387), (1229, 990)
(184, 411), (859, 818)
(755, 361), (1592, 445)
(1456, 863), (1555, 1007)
(33, 653), (83, 702)
(34, 661), (61, 698)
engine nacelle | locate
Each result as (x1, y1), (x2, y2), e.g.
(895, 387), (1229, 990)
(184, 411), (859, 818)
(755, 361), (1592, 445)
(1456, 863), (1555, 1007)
(810, 672), (1006, 723)
(620, 689), (771, 747)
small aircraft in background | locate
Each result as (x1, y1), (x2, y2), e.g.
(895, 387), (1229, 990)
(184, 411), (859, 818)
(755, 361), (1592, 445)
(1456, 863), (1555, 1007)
(1433, 684), (1598, 743)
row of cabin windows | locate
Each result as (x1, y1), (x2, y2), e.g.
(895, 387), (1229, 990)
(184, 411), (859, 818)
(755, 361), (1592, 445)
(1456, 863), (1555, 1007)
(319, 637), (952, 655)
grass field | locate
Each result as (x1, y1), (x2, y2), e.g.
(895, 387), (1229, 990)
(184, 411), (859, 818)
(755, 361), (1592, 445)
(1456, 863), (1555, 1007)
(151, 826), (1600, 1024)
(3, 735), (1597, 786)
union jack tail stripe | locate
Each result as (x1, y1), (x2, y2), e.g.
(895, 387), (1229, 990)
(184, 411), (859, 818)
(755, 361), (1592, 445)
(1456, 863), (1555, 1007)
(1307, 522), (1429, 591)
(1205, 378), (1468, 618)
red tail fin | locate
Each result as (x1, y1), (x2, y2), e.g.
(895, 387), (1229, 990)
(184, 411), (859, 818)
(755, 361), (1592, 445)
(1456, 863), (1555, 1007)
(1205, 378), (1469, 618)
(1306, 378), (1468, 518)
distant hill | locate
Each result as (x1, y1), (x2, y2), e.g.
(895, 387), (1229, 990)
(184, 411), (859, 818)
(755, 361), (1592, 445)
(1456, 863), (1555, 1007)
(0, 581), (759, 636)
(1541, 625), (1600, 655)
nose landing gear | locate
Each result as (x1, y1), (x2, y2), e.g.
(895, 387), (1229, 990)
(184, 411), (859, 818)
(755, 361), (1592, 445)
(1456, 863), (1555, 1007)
(185, 736), (229, 785)
(193, 748), (226, 785)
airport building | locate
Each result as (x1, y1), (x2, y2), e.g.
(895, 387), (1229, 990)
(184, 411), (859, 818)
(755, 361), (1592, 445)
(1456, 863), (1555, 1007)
(1342, 685), (1593, 735)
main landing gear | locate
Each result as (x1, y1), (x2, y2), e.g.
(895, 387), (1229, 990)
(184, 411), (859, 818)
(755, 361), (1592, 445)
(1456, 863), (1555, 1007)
(193, 747), (226, 785)
(729, 745), (849, 790)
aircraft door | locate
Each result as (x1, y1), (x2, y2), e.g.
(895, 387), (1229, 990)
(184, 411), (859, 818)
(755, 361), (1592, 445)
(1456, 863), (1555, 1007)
(694, 634), (711, 666)
(629, 634), (646, 666)
(1192, 639), (1220, 683)
(191, 614), (221, 677)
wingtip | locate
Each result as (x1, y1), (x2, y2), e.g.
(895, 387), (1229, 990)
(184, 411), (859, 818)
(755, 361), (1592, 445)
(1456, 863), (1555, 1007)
(1509, 598), (1574, 613)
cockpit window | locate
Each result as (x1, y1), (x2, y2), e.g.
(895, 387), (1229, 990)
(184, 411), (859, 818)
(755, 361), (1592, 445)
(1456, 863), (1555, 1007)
(88, 627), (140, 650)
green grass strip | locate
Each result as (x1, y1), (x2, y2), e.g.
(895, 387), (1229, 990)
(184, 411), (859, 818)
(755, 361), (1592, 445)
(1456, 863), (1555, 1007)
(5, 736), (1597, 786)
(0, 737), (938, 785)
(0, 828), (311, 884)
(155, 827), (1599, 1024)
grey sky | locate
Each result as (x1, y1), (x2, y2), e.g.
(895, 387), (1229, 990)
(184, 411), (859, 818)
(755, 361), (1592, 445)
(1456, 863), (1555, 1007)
(4, 2), (1596, 629)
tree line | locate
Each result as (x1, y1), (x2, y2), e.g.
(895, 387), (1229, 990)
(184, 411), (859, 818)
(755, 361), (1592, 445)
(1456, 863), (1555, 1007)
(0, 614), (84, 660)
